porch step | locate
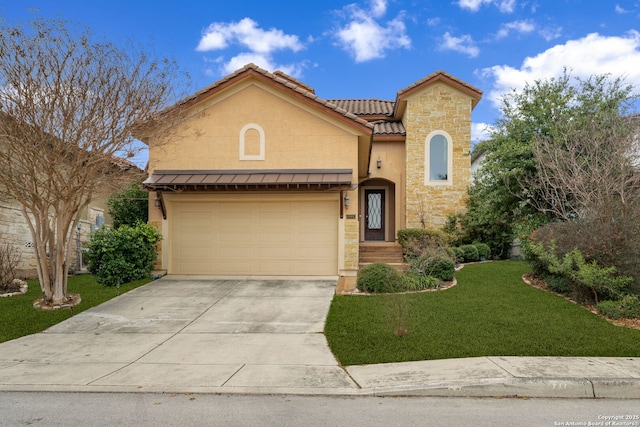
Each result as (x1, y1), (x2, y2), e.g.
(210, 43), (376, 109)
(359, 243), (409, 273)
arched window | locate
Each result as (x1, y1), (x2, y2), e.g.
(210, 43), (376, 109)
(425, 131), (452, 184)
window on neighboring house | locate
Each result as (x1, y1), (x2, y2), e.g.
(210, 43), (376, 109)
(425, 131), (452, 184)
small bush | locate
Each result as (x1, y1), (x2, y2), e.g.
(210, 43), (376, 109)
(459, 244), (480, 262)
(452, 247), (465, 263)
(0, 243), (21, 290)
(546, 274), (573, 295)
(357, 263), (402, 293)
(85, 222), (161, 287)
(401, 274), (440, 291)
(397, 228), (449, 258)
(409, 254), (454, 281)
(526, 241), (633, 304)
(474, 243), (491, 260)
(597, 295), (640, 319)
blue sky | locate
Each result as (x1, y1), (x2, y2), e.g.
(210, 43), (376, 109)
(3, 0), (640, 159)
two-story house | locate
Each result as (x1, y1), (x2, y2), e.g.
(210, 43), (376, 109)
(141, 64), (482, 292)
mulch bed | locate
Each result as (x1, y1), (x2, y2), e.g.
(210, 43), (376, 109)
(522, 273), (640, 331)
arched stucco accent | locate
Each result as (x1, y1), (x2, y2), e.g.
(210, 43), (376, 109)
(239, 123), (265, 160)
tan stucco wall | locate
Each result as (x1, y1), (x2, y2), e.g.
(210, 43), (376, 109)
(148, 82), (360, 173)
(362, 140), (406, 241)
(404, 81), (472, 229)
(146, 79), (364, 277)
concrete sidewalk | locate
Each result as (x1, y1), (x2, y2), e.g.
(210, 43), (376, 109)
(0, 277), (639, 398)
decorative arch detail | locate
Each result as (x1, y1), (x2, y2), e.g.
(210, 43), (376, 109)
(239, 123), (265, 160)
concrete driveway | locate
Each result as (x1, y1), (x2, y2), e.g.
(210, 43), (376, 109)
(0, 276), (358, 394)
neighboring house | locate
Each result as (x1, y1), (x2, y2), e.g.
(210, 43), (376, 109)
(470, 148), (486, 183)
(0, 117), (143, 277)
(0, 200), (106, 277)
(141, 64), (482, 291)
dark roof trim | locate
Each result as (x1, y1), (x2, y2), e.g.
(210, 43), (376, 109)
(143, 169), (354, 192)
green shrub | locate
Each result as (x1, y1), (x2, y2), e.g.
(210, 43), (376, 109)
(459, 244), (480, 262)
(452, 247), (465, 263)
(106, 182), (149, 229)
(597, 295), (640, 319)
(401, 274), (440, 291)
(85, 222), (161, 287)
(357, 263), (402, 293)
(474, 243), (491, 260)
(526, 241), (633, 304)
(397, 228), (449, 258)
(408, 254), (455, 281)
(531, 219), (640, 288)
(546, 274), (573, 295)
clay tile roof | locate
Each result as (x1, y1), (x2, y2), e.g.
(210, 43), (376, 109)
(373, 121), (405, 135)
(273, 71), (315, 94)
(397, 70), (483, 99)
(326, 99), (395, 116)
(173, 63), (373, 132)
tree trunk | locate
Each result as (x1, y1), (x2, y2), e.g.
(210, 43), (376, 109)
(21, 205), (75, 306)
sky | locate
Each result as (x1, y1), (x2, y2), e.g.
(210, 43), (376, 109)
(2, 0), (640, 165)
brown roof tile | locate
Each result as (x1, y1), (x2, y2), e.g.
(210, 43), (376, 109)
(397, 70), (483, 100)
(373, 121), (405, 135)
(327, 99), (395, 116)
(171, 64), (373, 132)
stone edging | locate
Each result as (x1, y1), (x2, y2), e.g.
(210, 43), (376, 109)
(0, 280), (28, 298)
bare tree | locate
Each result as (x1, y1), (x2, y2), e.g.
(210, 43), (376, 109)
(0, 17), (184, 307)
(524, 75), (640, 221)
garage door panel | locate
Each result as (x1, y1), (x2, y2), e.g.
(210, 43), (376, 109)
(171, 199), (337, 275)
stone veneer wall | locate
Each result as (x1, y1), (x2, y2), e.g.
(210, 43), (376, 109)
(0, 201), (105, 278)
(404, 82), (472, 229)
(343, 217), (359, 270)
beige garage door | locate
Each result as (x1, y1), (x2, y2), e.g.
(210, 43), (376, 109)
(170, 199), (338, 275)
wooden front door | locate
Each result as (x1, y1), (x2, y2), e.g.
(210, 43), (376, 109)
(364, 189), (385, 241)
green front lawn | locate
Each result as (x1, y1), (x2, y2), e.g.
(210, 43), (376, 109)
(0, 275), (150, 343)
(325, 261), (640, 366)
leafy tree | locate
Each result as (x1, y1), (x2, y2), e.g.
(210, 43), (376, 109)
(107, 181), (148, 229)
(0, 17), (184, 307)
(459, 71), (636, 258)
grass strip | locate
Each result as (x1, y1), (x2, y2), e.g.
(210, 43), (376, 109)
(325, 261), (640, 365)
(0, 274), (150, 343)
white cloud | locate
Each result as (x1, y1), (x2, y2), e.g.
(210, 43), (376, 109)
(197, 18), (303, 53)
(496, 20), (535, 39)
(333, 0), (411, 62)
(472, 122), (493, 144)
(615, 4), (629, 13)
(370, 0), (387, 18)
(538, 26), (563, 41)
(196, 18), (306, 77)
(439, 32), (480, 57)
(457, 0), (516, 13)
(480, 31), (640, 107)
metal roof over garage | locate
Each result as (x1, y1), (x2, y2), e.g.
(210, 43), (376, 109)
(143, 169), (354, 191)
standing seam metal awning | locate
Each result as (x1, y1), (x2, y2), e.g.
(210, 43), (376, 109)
(143, 169), (354, 191)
